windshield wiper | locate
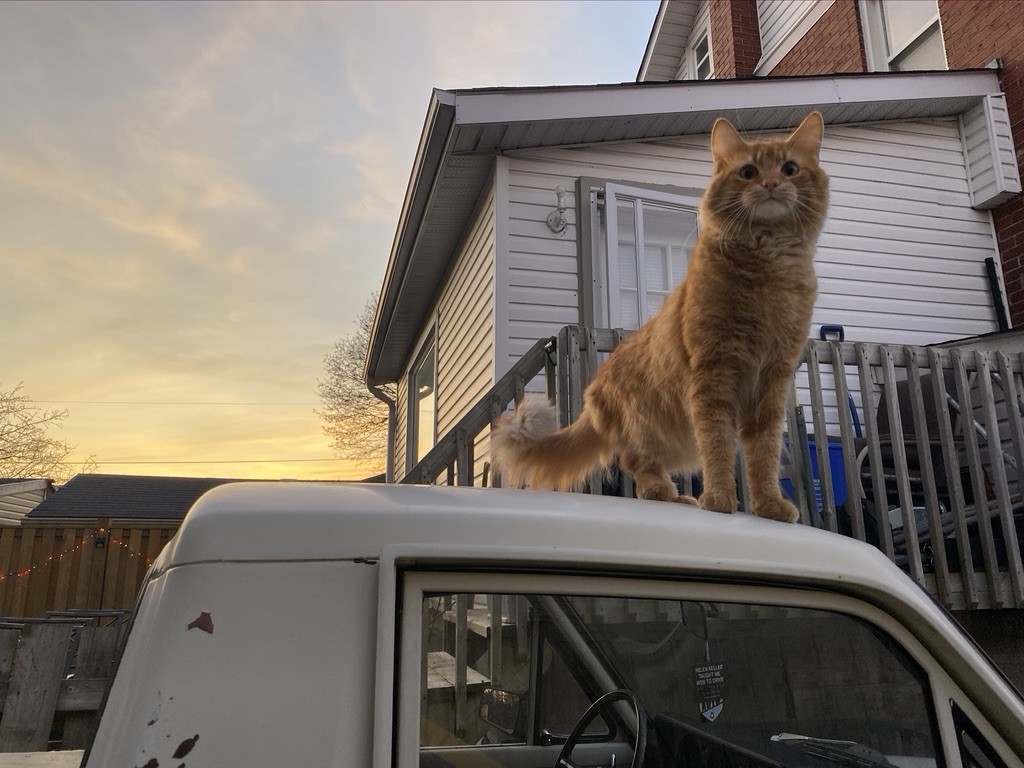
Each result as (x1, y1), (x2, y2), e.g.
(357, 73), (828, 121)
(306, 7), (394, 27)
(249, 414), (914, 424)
(770, 732), (896, 767)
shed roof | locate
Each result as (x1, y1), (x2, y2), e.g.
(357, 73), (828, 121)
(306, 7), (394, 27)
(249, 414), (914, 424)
(25, 473), (237, 522)
(366, 69), (1004, 385)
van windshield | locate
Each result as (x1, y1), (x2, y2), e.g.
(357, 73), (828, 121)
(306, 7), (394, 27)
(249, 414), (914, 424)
(556, 595), (939, 766)
(420, 592), (941, 768)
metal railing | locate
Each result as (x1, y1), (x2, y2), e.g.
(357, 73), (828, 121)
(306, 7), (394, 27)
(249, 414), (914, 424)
(400, 326), (1024, 610)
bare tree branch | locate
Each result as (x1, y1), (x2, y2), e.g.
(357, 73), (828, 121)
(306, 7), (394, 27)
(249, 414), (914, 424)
(0, 382), (98, 483)
(316, 294), (394, 474)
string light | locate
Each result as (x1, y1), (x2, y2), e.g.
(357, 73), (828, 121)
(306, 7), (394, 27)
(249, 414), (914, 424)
(0, 529), (154, 583)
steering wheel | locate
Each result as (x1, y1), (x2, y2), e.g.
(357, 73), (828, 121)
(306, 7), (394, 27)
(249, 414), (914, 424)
(555, 689), (647, 768)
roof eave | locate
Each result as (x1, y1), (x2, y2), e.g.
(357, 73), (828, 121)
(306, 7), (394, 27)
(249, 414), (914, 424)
(450, 69), (998, 127)
(364, 89), (456, 388)
(637, 0), (671, 82)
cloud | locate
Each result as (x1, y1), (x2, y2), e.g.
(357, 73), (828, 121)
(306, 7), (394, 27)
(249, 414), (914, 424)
(326, 132), (410, 223)
(0, 149), (200, 252)
(0, 1), (658, 481)
(423, 1), (575, 89)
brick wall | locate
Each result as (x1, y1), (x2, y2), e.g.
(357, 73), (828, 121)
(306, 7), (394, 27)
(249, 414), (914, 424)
(709, 0), (761, 78)
(771, 0), (866, 76)
(940, 0), (1024, 325)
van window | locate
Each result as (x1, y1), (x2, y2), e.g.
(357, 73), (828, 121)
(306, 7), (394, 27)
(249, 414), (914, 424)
(414, 590), (941, 767)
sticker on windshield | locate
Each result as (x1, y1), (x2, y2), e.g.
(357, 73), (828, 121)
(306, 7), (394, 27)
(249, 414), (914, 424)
(694, 662), (725, 722)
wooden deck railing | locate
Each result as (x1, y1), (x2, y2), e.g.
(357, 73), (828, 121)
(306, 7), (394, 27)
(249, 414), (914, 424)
(400, 326), (1024, 611)
(797, 339), (1024, 611)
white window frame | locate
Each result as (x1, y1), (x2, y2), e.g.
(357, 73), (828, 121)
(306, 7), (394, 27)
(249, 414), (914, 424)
(406, 327), (437, 474)
(601, 184), (701, 330)
(860, 0), (947, 72)
(692, 28), (713, 80)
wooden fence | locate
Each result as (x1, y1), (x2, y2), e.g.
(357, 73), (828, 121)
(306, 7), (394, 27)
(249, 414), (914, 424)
(0, 522), (177, 618)
(0, 613), (128, 751)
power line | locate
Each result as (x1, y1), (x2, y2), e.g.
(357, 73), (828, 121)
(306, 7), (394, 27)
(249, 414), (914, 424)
(101, 458), (344, 465)
(37, 400), (317, 406)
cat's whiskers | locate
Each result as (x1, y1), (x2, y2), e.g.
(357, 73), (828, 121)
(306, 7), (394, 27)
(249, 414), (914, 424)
(717, 199), (751, 242)
(791, 194), (824, 234)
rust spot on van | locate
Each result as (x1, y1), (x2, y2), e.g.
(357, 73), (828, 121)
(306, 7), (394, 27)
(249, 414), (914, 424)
(173, 734), (199, 759)
(187, 612), (214, 634)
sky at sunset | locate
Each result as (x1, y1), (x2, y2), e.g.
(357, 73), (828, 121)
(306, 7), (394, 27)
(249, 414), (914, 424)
(1, 1), (659, 481)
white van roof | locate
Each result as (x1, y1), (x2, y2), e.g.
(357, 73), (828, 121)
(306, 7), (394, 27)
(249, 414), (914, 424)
(160, 482), (907, 602)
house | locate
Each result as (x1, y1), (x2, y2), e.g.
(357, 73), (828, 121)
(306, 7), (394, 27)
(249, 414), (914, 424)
(364, 1), (1024, 620)
(639, 0), (1024, 324)
(0, 478), (54, 525)
(366, 66), (1020, 484)
(25, 473), (237, 526)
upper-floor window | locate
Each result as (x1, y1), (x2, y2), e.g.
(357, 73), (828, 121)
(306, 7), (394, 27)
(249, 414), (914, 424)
(675, 1), (713, 81)
(862, 0), (946, 71)
(693, 31), (713, 80)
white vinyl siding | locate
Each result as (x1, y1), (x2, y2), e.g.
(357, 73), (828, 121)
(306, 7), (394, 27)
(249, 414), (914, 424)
(503, 163), (583, 369)
(498, 118), (1002, 376)
(0, 482), (50, 525)
(961, 94), (1022, 210)
(815, 120), (999, 340)
(396, 189), (496, 482)
(436, 191), (496, 440)
(756, 0), (836, 74)
(675, 1), (711, 80)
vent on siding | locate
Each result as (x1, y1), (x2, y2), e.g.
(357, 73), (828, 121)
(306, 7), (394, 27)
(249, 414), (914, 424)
(960, 93), (1022, 210)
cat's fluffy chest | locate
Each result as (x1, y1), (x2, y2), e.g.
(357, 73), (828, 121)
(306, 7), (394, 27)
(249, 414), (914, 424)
(684, 235), (816, 334)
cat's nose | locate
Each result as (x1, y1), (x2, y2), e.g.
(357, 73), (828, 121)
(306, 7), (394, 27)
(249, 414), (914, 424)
(763, 178), (780, 192)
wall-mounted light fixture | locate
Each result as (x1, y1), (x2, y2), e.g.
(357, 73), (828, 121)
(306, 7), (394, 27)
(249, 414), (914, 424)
(546, 186), (567, 234)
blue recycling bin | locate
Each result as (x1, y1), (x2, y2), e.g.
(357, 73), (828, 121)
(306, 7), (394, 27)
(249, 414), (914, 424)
(780, 438), (847, 510)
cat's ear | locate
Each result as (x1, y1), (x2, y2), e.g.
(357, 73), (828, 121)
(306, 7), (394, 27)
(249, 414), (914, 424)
(786, 111), (824, 160)
(710, 118), (747, 170)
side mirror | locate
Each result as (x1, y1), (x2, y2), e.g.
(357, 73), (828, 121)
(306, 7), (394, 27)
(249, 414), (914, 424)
(478, 687), (525, 737)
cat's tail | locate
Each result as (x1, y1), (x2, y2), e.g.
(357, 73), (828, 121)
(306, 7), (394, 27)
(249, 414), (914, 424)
(491, 397), (610, 491)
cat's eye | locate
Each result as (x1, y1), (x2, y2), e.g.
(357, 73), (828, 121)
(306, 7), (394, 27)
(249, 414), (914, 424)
(782, 161), (799, 176)
(739, 165), (758, 180)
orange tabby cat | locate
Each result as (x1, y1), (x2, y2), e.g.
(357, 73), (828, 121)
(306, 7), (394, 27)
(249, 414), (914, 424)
(492, 112), (829, 523)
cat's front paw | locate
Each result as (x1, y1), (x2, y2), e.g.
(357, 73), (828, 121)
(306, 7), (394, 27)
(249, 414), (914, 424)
(753, 497), (800, 523)
(698, 491), (738, 514)
(673, 494), (699, 505)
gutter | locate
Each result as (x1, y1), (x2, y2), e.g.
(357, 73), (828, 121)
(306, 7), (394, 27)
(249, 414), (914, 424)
(367, 381), (397, 483)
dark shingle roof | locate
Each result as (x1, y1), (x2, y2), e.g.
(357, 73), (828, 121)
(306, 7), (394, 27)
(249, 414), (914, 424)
(25, 474), (238, 521)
